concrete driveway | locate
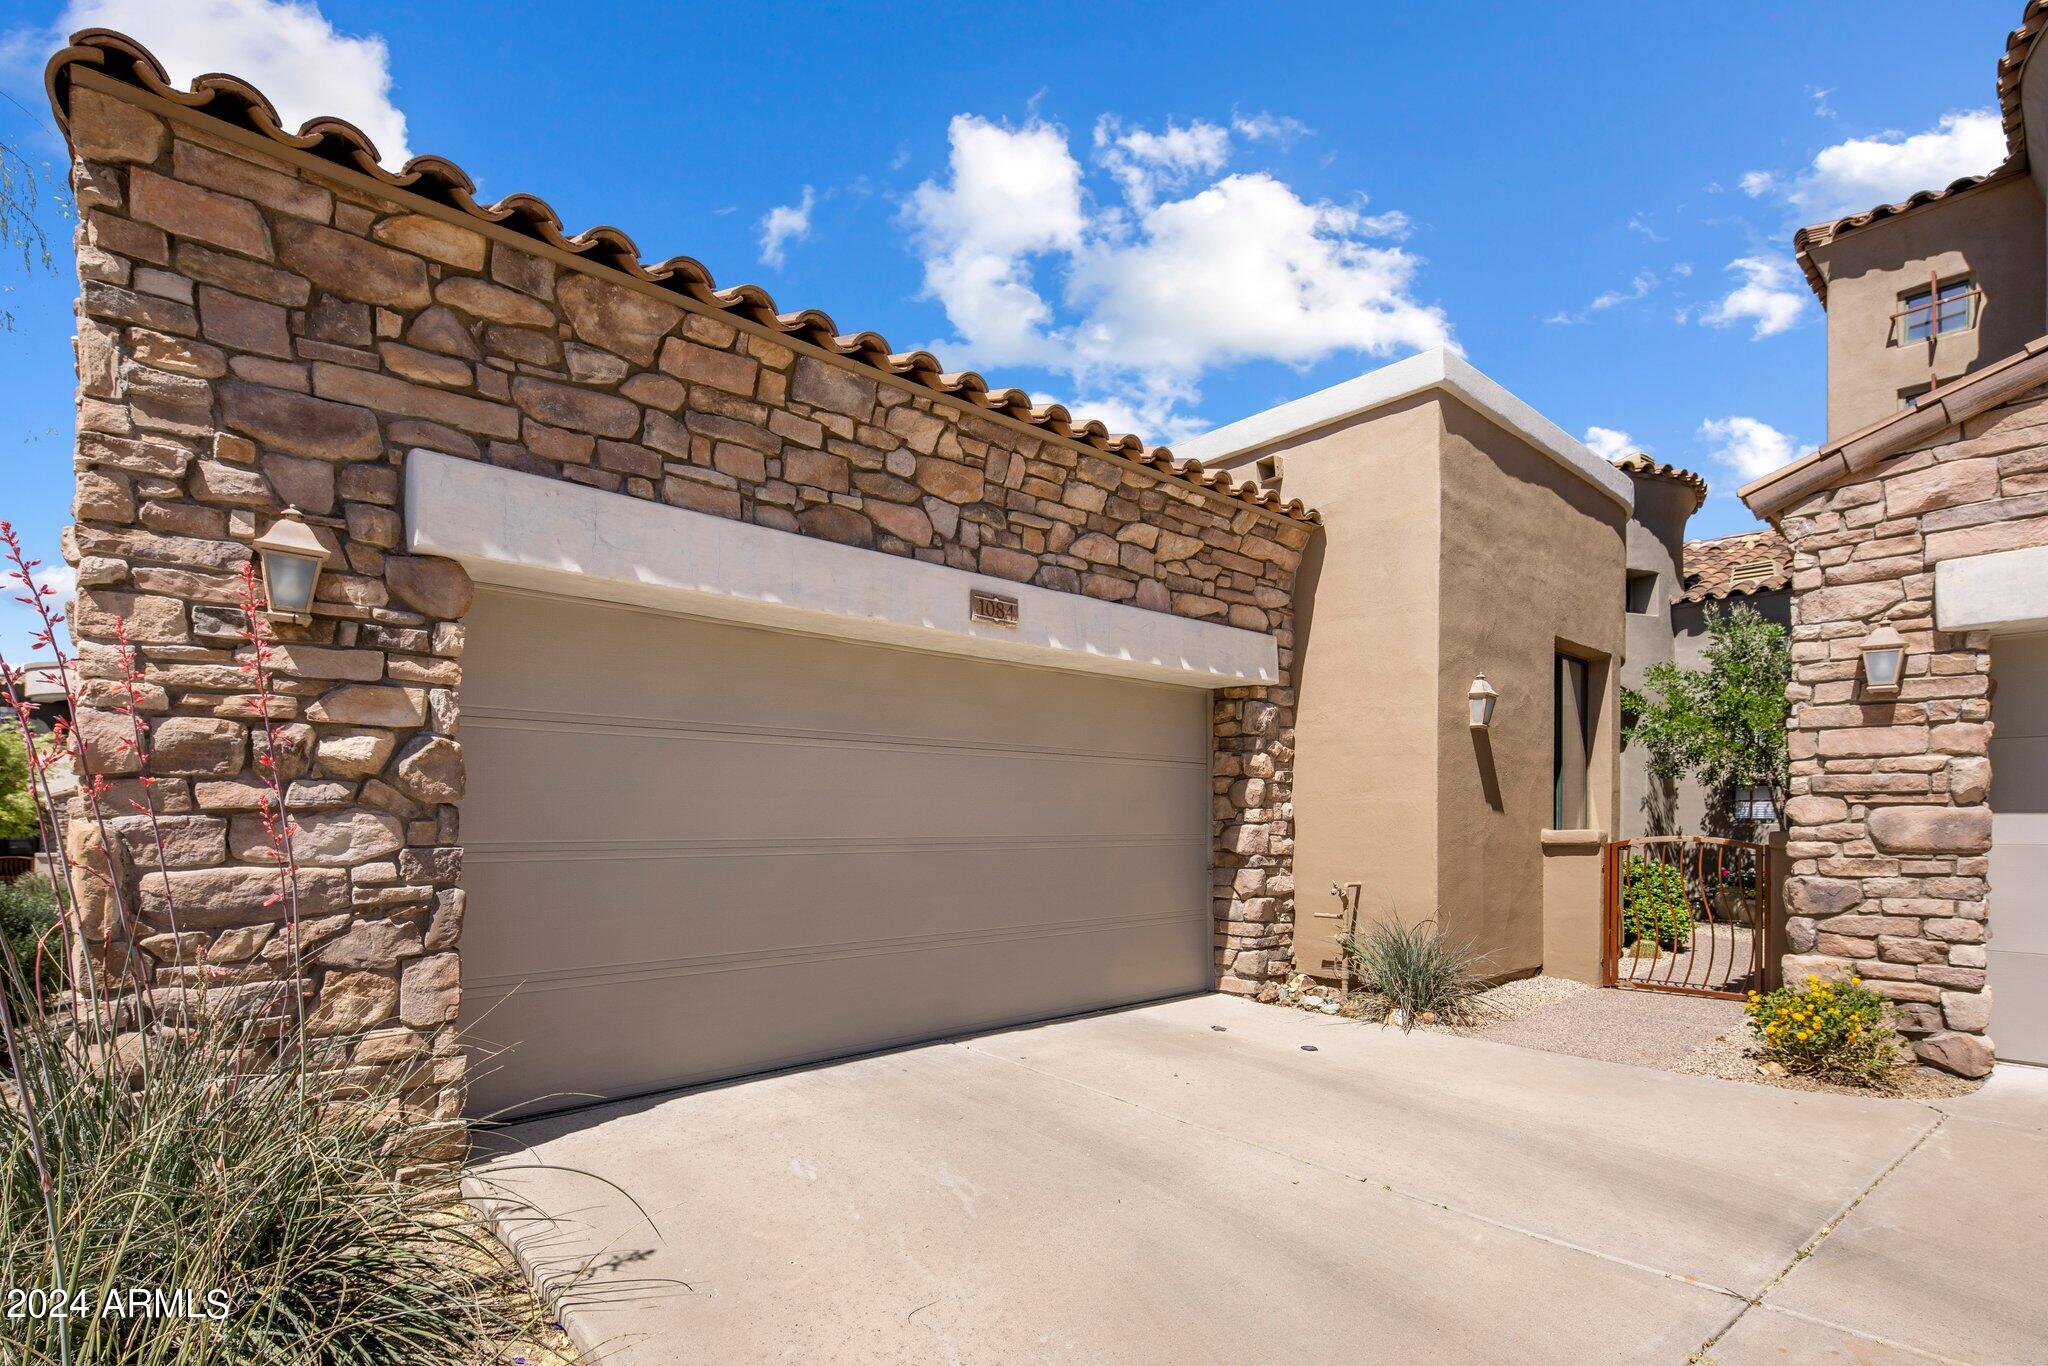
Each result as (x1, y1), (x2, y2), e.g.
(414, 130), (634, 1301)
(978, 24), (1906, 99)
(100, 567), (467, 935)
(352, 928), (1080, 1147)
(471, 994), (2048, 1364)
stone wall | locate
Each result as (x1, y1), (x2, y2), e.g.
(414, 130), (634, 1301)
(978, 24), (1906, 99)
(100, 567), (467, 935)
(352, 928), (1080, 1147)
(1776, 381), (2048, 1077)
(57, 79), (1308, 1115)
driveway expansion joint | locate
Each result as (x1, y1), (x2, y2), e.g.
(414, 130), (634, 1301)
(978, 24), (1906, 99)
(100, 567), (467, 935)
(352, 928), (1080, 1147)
(1695, 1107), (1949, 1360)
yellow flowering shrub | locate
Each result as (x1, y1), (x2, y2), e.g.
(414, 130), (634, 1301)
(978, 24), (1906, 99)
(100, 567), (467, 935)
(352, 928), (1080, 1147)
(1744, 975), (1906, 1087)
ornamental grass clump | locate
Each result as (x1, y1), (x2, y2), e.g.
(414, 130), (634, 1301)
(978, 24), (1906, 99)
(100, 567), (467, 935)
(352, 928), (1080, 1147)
(1745, 975), (1908, 1088)
(0, 531), (595, 1364)
(1339, 917), (1486, 1028)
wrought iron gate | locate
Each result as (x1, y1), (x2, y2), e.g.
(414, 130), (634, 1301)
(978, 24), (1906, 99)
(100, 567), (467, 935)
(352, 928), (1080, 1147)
(1604, 835), (1778, 999)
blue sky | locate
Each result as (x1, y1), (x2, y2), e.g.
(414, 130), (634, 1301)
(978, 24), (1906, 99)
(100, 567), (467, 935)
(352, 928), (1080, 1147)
(0, 0), (2027, 662)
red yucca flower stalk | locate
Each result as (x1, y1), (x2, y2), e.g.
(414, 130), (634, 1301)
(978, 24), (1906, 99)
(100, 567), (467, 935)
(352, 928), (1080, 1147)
(234, 561), (309, 1045)
(107, 614), (188, 978)
(0, 521), (140, 1038)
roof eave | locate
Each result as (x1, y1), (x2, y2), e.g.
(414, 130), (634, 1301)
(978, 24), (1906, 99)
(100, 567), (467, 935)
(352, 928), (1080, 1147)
(1741, 334), (2048, 517)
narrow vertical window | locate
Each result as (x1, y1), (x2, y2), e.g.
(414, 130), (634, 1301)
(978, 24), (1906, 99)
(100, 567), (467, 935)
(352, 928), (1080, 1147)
(1554, 654), (1591, 829)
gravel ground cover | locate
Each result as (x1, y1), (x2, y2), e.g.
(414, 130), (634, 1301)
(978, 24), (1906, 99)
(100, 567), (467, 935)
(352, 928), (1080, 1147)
(1272, 976), (1982, 1101)
(1474, 985), (1744, 1069)
(1614, 923), (1759, 995)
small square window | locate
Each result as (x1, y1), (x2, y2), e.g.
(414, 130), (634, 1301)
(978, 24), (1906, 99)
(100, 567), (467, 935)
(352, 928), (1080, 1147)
(1625, 571), (1657, 614)
(1899, 277), (1976, 344)
(1731, 785), (1776, 823)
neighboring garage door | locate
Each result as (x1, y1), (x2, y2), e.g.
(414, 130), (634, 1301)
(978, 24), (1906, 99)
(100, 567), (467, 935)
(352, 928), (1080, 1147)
(458, 586), (1214, 1117)
(1991, 631), (2048, 1066)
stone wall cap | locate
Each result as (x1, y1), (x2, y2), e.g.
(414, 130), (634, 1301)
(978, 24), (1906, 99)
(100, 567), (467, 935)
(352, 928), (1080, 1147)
(1540, 828), (1608, 850)
(44, 28), (1320, 527)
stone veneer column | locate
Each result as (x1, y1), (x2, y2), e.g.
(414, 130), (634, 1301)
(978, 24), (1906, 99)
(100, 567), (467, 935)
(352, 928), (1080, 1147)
(55, 69), (1314, 1116)
(1213, 684), (1297, 993)
(1776, 385), (2048, 1077)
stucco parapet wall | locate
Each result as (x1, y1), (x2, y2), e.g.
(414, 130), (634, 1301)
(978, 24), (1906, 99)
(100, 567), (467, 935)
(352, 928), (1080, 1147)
(1173, 350), (1635, 512)
(46, 30), (1315, 529)
(406, 452), (1280, 688)
(1742, 336), (2048, 517)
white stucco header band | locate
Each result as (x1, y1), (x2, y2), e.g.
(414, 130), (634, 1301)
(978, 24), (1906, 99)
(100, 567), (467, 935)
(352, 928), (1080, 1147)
(1172, 348), (1635, 511)
(404, 451), (1281, 689)
(1935, 543), (2048, 635)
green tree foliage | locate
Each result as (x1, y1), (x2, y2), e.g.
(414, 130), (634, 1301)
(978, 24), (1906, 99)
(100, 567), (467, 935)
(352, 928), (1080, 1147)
(0, 725), (38, 840)
(1622, 602), (1791, 824)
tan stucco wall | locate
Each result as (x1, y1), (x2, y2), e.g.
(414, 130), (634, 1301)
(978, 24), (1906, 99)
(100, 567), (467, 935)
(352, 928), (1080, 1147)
(1204, 392), (1624, 983)
(1620, 477), (1696, 835)
(1208, 399), (1444, 976)
(1435, 400), (1626, 979)
(1811, 177), (2046, 438)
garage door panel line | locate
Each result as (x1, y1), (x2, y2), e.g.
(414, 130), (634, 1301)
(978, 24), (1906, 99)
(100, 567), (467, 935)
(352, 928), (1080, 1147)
(462, 904), (1210, 995)
(463, 832), (1207, 862)
(465, 706), (1209, 770)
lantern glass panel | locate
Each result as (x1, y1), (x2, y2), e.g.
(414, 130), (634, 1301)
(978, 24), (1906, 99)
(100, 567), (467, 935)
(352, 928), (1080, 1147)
(1864, 646), (1904, 690)
(263, 550), (320, 615)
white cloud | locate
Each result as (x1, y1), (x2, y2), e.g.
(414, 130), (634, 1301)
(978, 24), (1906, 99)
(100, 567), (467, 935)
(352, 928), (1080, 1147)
(906, 116), (1087, 370)
(1738, 170), (1776, 197)
(1582, 426), (1638, 462)
(1774, 109), (2006, 220)
(1230, 110), (1311, 146)
(1701, 255), (1808, 338)
(1591, 270), (1660, 311)
(905, 114), (1450, 438)
(0, 558), (74, 667)
(757, 186), (815, 268)
(1807, 86), (1836, 120)
(1094, 116), (1231, 210)
(1698, 416), (1816, 481)
(17, 0), (412, 163)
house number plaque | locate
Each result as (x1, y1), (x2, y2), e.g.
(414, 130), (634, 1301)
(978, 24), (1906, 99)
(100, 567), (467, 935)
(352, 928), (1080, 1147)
(970, 589), (1020, 627)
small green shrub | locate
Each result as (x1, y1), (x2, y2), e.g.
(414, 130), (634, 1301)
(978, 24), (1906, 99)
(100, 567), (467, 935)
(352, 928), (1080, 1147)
(0, 871), (62, 1012)
(1621, 856), (1693, 951)
(1745, 975), (1908, 1087)
(1339, 918), (1485, 1027)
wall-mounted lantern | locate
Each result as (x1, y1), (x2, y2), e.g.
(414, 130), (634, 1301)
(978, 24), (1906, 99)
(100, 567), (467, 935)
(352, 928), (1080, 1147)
(1859, 623), (1907, 698)
(1468, 673), (1499, 730)
(252, 508), (331, 624)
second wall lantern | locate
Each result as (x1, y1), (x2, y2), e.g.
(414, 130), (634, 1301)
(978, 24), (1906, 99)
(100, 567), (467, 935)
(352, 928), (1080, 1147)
(1468, 673), (1499, 730)
(252, 508), (332, 624)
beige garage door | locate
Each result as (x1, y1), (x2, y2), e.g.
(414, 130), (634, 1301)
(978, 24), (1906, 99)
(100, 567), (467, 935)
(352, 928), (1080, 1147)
(1990, 632), (2048, 1066)
(459, 587), (1213, 1117)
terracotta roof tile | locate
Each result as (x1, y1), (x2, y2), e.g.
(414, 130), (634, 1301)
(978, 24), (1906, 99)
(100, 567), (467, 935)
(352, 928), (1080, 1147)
(1999, 0), (2048, 161)
(45, 30), (1319, 525)
(1612, 452), (1707, 510)
(1679, 529), (1791, 602)
(1793, 1), (2048, 301)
